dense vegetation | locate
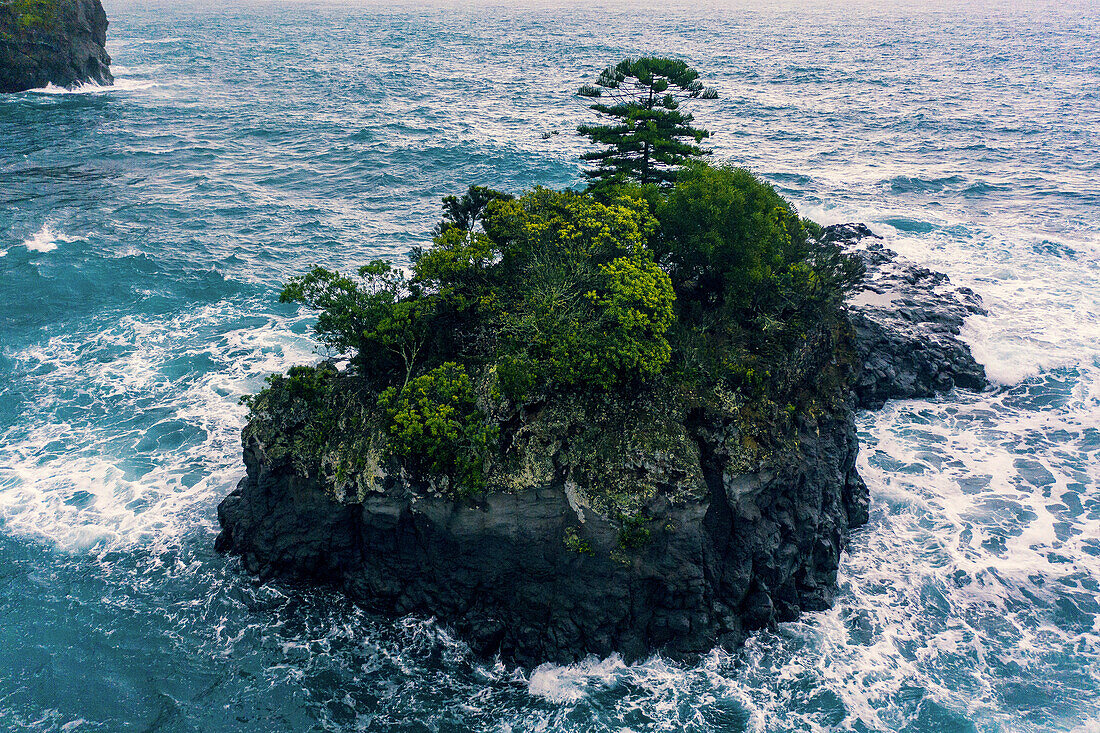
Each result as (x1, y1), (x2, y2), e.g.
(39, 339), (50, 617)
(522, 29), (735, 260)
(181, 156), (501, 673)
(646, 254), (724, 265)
(246, 58), (864, 522)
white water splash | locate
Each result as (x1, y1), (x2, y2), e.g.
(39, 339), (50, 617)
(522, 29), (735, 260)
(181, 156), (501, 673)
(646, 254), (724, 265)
(0, 299), (317, 555)
(18, 225), (84, 253)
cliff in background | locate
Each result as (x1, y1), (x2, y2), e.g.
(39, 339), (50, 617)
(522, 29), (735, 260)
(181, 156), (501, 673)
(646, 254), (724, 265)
(0, 0), (112, 93)
(216, 223), (987, 666)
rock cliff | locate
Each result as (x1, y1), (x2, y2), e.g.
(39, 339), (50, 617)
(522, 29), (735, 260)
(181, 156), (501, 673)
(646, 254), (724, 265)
(216, 223), (986, 666)
(0, 0), (112, 93)
(218, 394), (867, 667)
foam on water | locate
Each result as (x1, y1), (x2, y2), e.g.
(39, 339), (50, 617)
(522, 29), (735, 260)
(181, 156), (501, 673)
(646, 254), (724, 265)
(15, 224), (84, 253)
(0, 299), (317, 554)
(28, 77), (159, 95)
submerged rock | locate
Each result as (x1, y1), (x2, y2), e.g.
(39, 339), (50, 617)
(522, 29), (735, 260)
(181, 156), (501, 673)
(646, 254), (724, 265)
(829, 223), (989, 409)
(0, 0), (112, 93)
(216, 223), (985, 666)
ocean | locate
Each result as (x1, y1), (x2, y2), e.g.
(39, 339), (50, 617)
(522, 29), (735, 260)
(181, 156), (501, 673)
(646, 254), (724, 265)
(1, 0), (1099, 730)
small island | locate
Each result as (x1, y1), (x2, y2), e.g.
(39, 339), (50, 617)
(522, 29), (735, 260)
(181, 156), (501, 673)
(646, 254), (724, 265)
(216, 59), (987, 666)
(0, 0), (112, 93)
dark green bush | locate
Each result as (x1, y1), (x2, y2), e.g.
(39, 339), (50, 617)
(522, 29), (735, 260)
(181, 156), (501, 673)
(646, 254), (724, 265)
(657, 164), (810, 315)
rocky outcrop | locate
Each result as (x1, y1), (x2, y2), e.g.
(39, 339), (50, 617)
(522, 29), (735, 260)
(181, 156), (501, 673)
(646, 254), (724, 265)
(215, 222), (985, 667)
(0, 0), (112, 93)
(217, 397), (867, 667)
(829, 223), (989, 409)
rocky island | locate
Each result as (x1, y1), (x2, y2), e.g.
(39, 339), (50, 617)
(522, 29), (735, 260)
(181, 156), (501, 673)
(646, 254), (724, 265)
(216, 59), (988, 667)
(0, 0), (112, 93)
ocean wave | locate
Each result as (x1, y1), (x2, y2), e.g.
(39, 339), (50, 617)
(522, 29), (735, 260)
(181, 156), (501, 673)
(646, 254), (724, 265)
(26, 77), (158, 96)
(0, 299), (318, 556)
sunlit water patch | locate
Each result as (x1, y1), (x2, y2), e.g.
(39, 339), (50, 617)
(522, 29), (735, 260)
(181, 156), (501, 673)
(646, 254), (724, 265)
(2, 0), (1099, 730)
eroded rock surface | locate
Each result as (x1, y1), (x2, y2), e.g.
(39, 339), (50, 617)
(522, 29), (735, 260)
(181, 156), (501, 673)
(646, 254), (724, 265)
(217, 399), (867, 667)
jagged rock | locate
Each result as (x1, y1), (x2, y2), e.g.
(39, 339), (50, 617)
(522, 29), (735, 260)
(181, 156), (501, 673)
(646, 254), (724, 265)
(828, 223), (989, 409)
(0, 0), (112, 93)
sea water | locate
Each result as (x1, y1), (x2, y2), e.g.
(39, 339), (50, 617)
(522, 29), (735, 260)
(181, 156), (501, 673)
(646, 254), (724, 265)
(1, 1), (1098, 730)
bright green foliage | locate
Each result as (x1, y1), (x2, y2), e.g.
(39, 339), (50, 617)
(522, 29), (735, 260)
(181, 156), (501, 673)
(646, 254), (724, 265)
(577, 58), (717, 188)
(378, 363), (497, 496)
(563, 526), (594, 555)
(484, 186), (654, 262)
(483, 189), (673, 392)
(586, 253), (675, 383)
(3, 0), (57, 31)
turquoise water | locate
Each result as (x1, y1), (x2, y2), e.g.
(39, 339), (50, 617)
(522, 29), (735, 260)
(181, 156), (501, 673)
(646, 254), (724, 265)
(2, 1), (1099, 730)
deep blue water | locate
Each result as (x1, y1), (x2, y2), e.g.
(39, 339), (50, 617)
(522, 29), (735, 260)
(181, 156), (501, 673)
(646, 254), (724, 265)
(2, 1), (1099, 730)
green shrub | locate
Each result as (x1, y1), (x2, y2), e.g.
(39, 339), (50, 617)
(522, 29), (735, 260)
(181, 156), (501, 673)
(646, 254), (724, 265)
(279, 261), (445, 389)
(563, 526), (594, 556)
(378, 363), (497, 496)
(241, 363), (344, 468)
(657, 163), (810, 316)
(484, 188), (673, 392)
(617, 513), (652, 550)
(7, 0), (57, 31)
(585, 252), (675, 383)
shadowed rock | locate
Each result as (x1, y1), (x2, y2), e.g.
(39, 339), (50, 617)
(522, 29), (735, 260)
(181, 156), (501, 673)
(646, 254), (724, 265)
(828, 223), (989, 410)
(217, 393), (868, 667)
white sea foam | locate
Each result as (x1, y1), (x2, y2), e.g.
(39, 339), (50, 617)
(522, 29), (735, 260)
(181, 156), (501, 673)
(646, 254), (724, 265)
(30, 77), (158, 95)
(528, 654), (629, 703)
(18, 225), (84, 253)
(0, 299), (317, 555)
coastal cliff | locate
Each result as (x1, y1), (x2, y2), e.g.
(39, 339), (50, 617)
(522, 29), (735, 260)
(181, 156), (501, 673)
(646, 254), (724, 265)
(216, 222), (986, 666)
(0, 0), (112, 93)
(217, 368), (867, 667)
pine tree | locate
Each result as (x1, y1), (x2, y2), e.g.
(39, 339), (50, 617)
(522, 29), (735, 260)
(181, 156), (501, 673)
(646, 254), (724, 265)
(577, 57), (717, 188)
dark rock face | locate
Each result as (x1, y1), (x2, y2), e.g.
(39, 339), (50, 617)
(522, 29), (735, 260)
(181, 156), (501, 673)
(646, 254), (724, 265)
(829, 223), (989, 410)
(217, 404), (867, 667)
(215, 222), (984, 666)
(0, 0), (112, 93)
